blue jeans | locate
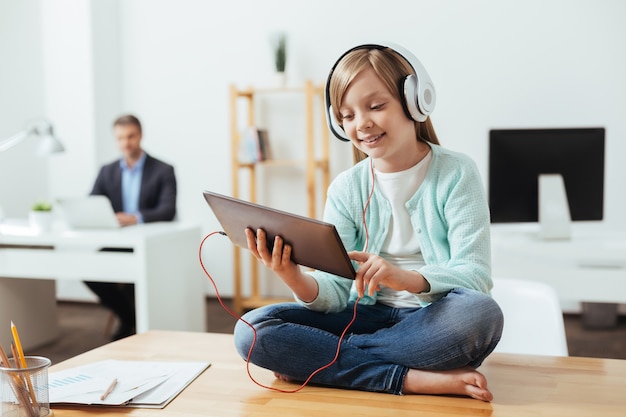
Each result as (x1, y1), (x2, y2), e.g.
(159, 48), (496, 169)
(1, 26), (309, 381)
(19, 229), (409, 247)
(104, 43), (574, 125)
(233, 288), (503, 394)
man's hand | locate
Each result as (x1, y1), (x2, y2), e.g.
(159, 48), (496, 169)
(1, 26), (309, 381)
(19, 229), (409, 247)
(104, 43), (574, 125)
(116, 212), (138, 226)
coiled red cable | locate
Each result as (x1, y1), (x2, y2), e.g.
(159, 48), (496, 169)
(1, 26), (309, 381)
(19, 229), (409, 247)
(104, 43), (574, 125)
(198, 232), (359, 393)
(198, 157), (376, 392)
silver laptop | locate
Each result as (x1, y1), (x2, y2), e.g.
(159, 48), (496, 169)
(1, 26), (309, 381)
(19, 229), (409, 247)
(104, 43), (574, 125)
(203, 191), (355, 279)
(56, 196), (120, 229)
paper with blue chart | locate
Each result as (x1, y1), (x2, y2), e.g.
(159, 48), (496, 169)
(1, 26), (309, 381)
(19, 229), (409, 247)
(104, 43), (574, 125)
(48, 359), (210, 408)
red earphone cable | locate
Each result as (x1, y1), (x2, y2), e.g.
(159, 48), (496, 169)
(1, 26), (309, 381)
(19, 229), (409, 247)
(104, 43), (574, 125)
(198, 231), (360, 393)
(199, 160), (373, 392)
(362, 158), (376, 252)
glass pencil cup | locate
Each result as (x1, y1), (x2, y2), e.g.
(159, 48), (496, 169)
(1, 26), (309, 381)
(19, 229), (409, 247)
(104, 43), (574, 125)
(0, 356), (52, 417)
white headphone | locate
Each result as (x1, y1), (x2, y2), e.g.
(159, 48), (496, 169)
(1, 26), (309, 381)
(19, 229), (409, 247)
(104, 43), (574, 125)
(324, 42), (436, 142)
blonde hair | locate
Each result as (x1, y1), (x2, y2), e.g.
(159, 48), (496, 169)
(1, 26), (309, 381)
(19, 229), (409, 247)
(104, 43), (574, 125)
(328, 47), (439, 163)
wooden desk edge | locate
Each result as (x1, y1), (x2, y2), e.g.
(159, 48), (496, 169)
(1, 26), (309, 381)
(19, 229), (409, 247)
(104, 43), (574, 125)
(49, 331), (626, 417)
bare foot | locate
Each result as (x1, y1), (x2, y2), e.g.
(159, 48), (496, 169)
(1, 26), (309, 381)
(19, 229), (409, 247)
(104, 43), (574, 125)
(273, 372), (293, 382)
(402, 367), (493, 401)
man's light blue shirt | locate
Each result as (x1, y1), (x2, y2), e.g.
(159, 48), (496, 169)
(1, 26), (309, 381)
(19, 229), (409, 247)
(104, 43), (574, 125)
(120, 152), (146, 224)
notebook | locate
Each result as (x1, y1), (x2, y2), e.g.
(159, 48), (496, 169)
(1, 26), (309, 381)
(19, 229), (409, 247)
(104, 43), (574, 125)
(48, 359), (210, 408)
(57, 196), (120, 229)
(203, 191), (355, 279)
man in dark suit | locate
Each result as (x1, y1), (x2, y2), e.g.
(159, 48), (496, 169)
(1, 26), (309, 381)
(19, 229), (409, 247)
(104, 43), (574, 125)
(85, 114), (177, 340)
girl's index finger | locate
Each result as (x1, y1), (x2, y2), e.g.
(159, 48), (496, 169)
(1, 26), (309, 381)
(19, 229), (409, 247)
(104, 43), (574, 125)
(348, 251), (368, 264)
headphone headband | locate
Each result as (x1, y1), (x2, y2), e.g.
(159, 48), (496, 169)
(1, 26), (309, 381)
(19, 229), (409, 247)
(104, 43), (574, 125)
(324, 42), (436, 142)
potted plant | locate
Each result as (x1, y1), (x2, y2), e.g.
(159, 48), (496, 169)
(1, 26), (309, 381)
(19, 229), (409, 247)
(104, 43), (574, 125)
(272, 32), (287, 86)
(30, 200), (54, 232)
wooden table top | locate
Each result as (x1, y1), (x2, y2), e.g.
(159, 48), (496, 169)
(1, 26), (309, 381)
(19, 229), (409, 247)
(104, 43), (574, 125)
(49, 331), (626, 417)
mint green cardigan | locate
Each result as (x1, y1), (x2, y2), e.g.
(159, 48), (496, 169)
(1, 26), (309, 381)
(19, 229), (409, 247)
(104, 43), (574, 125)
(298, 144), (492, 313)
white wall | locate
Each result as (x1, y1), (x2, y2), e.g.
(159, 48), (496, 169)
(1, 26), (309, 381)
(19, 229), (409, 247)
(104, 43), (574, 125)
(0, 0), (47, 217)
(2, 0), (625, 298)
(117, 0), (626, 296)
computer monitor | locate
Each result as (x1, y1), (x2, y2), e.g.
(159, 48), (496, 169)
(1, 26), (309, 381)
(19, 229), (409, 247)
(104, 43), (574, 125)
(489, 127), (605, 237)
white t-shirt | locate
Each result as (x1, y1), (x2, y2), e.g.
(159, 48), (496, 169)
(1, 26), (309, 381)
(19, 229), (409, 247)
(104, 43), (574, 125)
(374, 151), (432, 308)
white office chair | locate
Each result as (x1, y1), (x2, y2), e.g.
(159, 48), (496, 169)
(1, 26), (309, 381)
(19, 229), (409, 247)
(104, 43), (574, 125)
(491, 278), (569, 356)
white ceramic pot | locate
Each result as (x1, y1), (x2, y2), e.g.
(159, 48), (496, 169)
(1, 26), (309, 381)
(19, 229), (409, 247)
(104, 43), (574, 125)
(29, 211), (53, 233)
(274, 71), (287, 88)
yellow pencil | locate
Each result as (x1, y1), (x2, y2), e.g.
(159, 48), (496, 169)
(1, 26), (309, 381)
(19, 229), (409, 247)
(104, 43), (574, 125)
(10, 321), (38, 410)
(10, 321), (27, 368)
(9, 342), (37, 417)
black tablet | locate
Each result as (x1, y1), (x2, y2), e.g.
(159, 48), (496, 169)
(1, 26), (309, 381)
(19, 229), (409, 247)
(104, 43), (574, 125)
(203, 191), (355, 279)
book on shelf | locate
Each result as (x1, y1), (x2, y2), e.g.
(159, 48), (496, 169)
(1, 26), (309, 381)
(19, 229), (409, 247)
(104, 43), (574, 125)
(238, 126), (271, 163)
(256, 128), (272, 161)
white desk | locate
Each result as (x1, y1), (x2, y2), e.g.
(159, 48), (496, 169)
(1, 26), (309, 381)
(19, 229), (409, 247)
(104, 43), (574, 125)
(491, 223), (626, 308)
(0, 220), (206, 349)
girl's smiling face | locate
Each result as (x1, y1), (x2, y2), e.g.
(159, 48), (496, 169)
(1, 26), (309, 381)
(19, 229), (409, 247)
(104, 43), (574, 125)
(338, 68), (426, 173)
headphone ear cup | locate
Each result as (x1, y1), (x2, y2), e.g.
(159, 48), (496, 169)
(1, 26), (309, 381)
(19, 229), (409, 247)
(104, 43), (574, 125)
(327, 105), (351, 142)
(402, 74), (427, 122)
(325, 42), (436, 139)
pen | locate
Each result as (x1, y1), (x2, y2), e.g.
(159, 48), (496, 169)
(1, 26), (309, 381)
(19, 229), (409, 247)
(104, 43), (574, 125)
(100, 378), (118, 400)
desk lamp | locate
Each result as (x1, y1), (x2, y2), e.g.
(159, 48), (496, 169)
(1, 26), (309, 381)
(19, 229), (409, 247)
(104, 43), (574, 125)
(0, 120), (65, 155)
(0, 120), (64, 223)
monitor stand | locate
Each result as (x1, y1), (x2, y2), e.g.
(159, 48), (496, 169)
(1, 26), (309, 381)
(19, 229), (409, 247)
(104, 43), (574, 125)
(538, 173), (571, 240)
